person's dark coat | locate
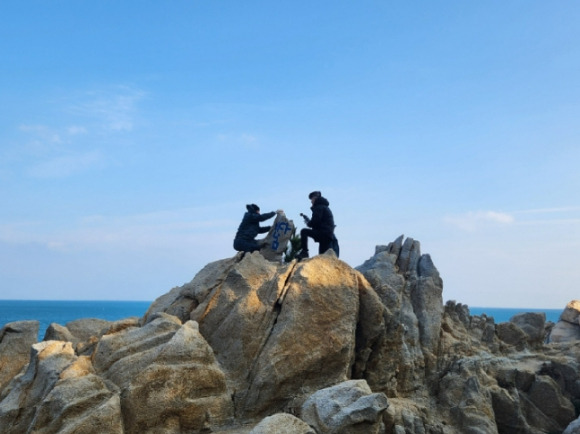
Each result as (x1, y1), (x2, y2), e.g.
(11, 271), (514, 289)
(233, 206), (276, 252)
(307, 196), (335, 239)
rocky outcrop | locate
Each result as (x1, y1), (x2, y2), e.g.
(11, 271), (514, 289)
(0, 321), (38, 396)
(301, 380), (388, 434)
(548, 300), (580, 343)
(2, 235), (580, 433)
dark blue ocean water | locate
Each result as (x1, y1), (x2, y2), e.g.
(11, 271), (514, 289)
(0, 300), (151, 341)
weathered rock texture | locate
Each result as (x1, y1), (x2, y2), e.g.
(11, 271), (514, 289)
(2, 235), (580, 433)
(259, 212), (295, 262)
(0, 321), (39, 396)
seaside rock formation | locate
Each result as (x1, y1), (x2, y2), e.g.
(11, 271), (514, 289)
(548, 300), (580, 343)
(0, 340), (123, 433)
(2, 235), (580, 433)
(0, 321), (38, 396)
(249, 413), (315, 434)
(300, 380), (388, 434)
(93, 314), (233, 432)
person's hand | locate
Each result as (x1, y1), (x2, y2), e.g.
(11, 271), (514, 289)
(276, 209), (284, 214)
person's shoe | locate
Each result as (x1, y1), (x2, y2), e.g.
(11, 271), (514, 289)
(296, 250), (309, 260)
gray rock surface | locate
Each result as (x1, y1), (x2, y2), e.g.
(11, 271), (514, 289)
(2, 236), (580, 433)
(301, 380), (388, 434)
(0, 320), (38, 396)
(250, 413), (315, 434)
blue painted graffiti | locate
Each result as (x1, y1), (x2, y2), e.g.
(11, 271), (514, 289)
(271, 221), (292, 250)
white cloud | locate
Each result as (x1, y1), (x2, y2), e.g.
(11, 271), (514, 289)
(27, 150), (103, 178)
(72, 86), (145, 132)
(444, 210), (515, 231)
(216, 132), (260, 149)
(67, 125), (87, 136)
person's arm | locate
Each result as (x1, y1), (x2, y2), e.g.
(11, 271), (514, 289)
(258, 225), (271, 234)
(308, 206), (322, 228)
(258, 211), (276, 221)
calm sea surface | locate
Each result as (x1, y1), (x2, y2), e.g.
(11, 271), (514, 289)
(0, 300), (563, 342)
(469, 307), (562, 324)
(0, 300), (151, 340)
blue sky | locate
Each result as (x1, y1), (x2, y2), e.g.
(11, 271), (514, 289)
(1, 2), (579, 308)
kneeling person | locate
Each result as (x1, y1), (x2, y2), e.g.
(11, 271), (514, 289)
(297, 191), (336, 259)
(233, 204), (276, 253)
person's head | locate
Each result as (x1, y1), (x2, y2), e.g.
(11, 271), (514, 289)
(308, 191), (321, 204)
(246, 204), (260, 214)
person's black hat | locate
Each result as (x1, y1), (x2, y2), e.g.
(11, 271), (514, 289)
(308, 191), (321, 199)
(246, 204), (260, 212)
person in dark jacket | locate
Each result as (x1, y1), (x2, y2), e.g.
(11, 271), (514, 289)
(233, 204), (277, 253)
(297, 191), (337, 259)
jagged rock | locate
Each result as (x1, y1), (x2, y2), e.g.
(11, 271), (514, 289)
(300, 379), (388, 434)
(3, 236), (580, 434)
(548, 300), (580, 343)
(0, 320), (38, 396)
(0, 340), (123, 434)
(509, 312), (546, 345)
(184, 251), (362, 418)
(355, 236), (444, 396)
(548, 319), (580, 343)
(564, 416), (580, 434)
(43, 317), (140, 357)
(142, 255), (240, 325)
(93, 314), (233, 433)
(259, 212), (295, 262)
(249, 413), (315, 434)
(43, 322), (75, 343)
(497, 321), (528, 350)
(560, 300), (580, 323)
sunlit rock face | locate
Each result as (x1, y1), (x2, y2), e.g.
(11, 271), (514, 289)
(0, 320), (38, 396)
(548, 300), (580, 343)
(2, 236), (580, 433)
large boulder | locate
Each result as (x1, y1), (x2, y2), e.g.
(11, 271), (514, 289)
(0, 340), (123, 434)
(355, 235), (444, 396)
(300, 380), (388, 434)
(548, 300), (580, 343)
(250, 413), (315, 434)
(0, 321), (38, 396)
(93, 314), (233, 433)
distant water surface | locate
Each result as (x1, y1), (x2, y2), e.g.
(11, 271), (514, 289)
(0, 300), (151, 341)
(469, 307), (561, 323)
(0, 301), (564, 342)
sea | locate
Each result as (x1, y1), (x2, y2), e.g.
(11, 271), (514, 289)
(0, 300), (152, 341)
(0, 300), (563, 342)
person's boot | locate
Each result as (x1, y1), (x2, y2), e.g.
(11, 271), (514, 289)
(296, 249), (309, 260)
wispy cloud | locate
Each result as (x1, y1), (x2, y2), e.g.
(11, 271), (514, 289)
(70, 86), (145, 132)
(26, 150), (103, 178)
(445, 206), (580, 231)
(216, 132), (260, 149)
(512, 206), (580, 215)
(9, 85), (146, 179)
(511, 206), (580, 226)
(444, 211), (515, 231)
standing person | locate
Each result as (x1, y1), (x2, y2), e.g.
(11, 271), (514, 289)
(297, 191), (337, 259)
(233, 204), (278, 253)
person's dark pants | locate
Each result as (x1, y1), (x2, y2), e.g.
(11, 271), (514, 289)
(300, 228), (332, 255)
(233, 238), (261, 253)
